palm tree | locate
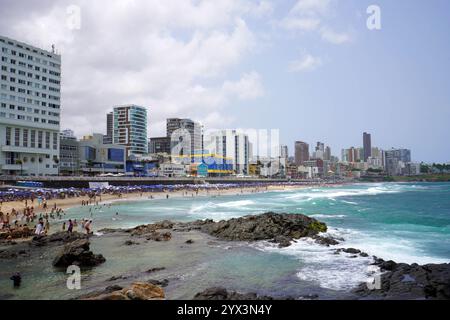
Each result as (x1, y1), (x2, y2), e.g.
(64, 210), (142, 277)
(15, 159), (23, 176)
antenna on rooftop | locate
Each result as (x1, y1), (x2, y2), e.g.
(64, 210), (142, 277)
(52, 44), (55, 54)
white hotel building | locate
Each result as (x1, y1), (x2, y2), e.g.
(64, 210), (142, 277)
(0, 35), (61, 176)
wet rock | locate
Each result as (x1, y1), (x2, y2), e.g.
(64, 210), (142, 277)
(360, 252), (369, 257)
(0, 227), (34, 240)
(31, 232), (87, 247)
(124, 240), (139, 246)
(52, 239), (105, 268)
(147, 279), (169, 287)
(341, 248), (361, 254)
(183, 212), (327, 247)
(107, 275), (129, 281)
(193, 287), (275, 300)
(146, 231), (171, 242)
(146, 267), (166, 274)
(312, 235), (340, 246)
(81, 282), (165, 300)
(128, 220), (174, 236)
(354, 262), (450, 300)
(270, 235), (292, 248)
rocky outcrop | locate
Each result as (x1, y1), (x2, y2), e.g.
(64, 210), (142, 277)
(125, 213), (329, 248)
(0, 227), (34, 240)
(193, 287), (275, 300)
(128, 220), (174, 236)
(32, 232), (87, 247)
(80, 282), (165, 300)
(334, 248), (370, 257)
(52, 239), (105, 268)
(189, 212), (328, 247)
(354, 258), (450, 299)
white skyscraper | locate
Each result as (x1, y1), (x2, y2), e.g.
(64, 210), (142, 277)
(1, 36), (61, 175)
(205, 129), (250, 175)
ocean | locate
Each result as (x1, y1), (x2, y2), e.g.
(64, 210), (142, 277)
(1, 182), (449, 299)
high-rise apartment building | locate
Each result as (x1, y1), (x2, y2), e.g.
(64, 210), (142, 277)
(205, 129), (249, 175)
(149, 136), (171, 154)
(0, 36), (61, 175)
(103, 111), (113, 144)
(384, 148), (411, 175)
(167, 118), (202, 161)
(112, 105), (148, 156)
(294, 141), (309, 165)
(363, 132), (372, 162)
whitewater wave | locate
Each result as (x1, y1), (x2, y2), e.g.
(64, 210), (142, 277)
(309, 214), (347, 219)
(282, 184), (411, 202)
(251, 239), (377, 291)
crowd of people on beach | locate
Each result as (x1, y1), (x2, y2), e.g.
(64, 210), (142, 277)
(0, 181), (335, 240)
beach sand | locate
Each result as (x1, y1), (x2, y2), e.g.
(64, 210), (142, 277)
(0, 184), (316, 218)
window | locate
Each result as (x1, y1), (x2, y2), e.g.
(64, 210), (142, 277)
(5, 127), (11, 145)
(30, 130), (35, 148)
(53, 132), (58, 150)
(14, 128), (20, 146)
(45, 131), (50, 149)
(23, 129), (28, 147)
(38, 131), (43, 148)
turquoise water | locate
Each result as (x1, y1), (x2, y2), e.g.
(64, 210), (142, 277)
(3, 181), (446, 298)
(58, 182), (450, 292)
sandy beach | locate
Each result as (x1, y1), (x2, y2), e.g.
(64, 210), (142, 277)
(0, 183), (323, 228)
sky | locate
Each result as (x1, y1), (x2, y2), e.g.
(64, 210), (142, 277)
(0, 0), (449, 163)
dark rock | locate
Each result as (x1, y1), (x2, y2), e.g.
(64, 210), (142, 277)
(146, 267), (166, 274)
(124, 240), (139, 246)
(183, 212), (327, 246)
(128, 220), (174, 236)
(193, 287), (276, 300)
(313, 235), (340, 246)
(341, 248), (361, 254)
(147, 279), (169, 287)
(146, 231), (171, 242)
(31, 232), (87, 247)
(107, 275), (128, 281)
(270, 235), (292, 248)
(0, 227), (34, 240)
(185, 239), (194, 244)
(79, 282), (165, 300)
(52, 239), (105, 268)
(360, 252), (369, 257)
(354, 262), (450, 300)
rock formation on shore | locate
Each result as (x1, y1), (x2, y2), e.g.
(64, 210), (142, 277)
(126, 212), (336, 248)
(79, 282), (165, 300)
(52, 238), (106, 268)
(193, 287), (276, 300)
(354, 258), (450, 300)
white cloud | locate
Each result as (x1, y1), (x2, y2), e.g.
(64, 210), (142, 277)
(289, 53), (323, 72)
(320, 27), (352, 44)
(1, 0), (269, 137)
(222, 72), (264, 100)
(290, 0), (331, 16)
(280, 0), (352, 45)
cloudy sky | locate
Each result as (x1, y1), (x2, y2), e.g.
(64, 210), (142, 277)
(1, 0), (449, 162)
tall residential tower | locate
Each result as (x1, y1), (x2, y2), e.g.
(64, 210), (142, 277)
(112, 105), (148, 156)
(0, 35), (61, 175)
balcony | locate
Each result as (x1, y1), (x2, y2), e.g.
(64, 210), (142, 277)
(1, 164), (28, 171)
(1, 145), (55, 154)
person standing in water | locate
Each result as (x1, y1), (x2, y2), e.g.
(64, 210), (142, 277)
(67, 219), (73, 233)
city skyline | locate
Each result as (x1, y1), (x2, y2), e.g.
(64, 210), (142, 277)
(0, 0), (449, 163)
